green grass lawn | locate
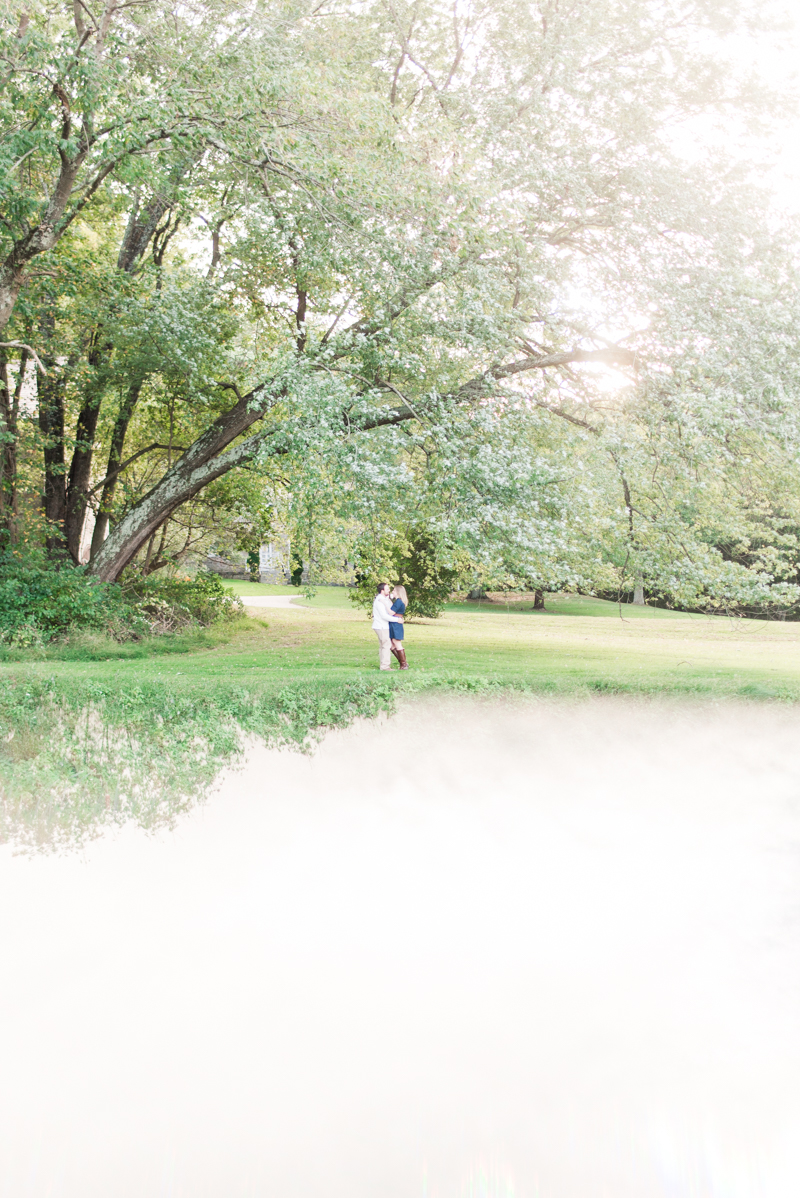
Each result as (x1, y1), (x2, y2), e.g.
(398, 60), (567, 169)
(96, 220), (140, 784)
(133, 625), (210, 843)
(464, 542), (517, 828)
(456, 591), (695, 619)
(213, 583), (800, 699)
(6, 584), (800, 698)
(226, 587), (800, 698)
(5, 587), (800, 847)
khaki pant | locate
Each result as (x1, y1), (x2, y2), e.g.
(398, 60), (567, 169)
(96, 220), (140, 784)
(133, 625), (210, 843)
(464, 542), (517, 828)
(374, 628), (391, 670)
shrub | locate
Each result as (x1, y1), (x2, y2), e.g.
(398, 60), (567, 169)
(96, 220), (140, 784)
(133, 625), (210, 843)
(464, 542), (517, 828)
(0, 553), (242, 644)
(351, 528), (458, 619)
(0, 552), (130, 641)
(127, 570), (243, 631)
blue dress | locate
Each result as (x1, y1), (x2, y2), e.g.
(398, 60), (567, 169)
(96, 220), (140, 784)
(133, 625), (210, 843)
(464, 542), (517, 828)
(389, 598), (405, 641)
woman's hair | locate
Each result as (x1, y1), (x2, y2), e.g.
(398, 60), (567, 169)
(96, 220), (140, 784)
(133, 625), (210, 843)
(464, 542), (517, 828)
(393, 584), (408, 605)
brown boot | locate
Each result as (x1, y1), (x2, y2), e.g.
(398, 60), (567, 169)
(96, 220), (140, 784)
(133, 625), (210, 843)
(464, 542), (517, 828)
(397, 648), (409, 669)
(390, 646), (401, 667)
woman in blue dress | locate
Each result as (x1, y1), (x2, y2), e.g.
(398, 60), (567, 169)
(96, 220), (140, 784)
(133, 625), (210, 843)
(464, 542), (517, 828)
(389, 584), (409, 669)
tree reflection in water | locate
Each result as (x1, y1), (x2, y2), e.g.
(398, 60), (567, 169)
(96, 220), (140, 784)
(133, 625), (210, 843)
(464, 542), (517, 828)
(0, 677), (395, 849)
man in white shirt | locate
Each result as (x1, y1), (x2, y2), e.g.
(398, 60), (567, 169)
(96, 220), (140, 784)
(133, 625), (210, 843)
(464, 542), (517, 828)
(371, 582), (394, 670)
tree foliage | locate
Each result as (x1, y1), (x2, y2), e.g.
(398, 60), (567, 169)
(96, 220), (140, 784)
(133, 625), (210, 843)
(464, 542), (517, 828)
(350, 525), (460, 618)
(1, 0), (798, 613)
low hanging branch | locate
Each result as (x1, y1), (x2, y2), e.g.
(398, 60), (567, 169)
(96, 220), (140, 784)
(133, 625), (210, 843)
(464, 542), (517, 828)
(0, 342), (47, 375)
(86, 442), (189, 497)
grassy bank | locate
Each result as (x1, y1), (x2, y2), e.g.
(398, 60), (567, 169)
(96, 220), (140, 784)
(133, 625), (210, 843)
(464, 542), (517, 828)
(4, 585), (800, 848)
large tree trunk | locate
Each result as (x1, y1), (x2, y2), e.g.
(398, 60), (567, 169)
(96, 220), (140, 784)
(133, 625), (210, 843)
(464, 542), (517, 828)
(88, 438), (266, 581)
(0, 350), (19, 542)
(0, 270), (27, 338)
(66, 186), (185, 563)
(89, 379), (143, 557)
(0, 173), (83, 333)
(117, 190), (175, 273)
(86, 390), (270, 581)
(38, 353), (69, 552)
(0, 347), (32, 543)
(0, 117), (88, 333)
(64, 336), (108, 562)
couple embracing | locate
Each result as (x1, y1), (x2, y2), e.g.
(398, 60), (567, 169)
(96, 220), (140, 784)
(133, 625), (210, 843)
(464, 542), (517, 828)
(371, 582), (409, 670)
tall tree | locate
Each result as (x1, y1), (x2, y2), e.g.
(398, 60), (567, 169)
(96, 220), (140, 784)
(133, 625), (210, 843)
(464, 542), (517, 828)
(0, 0), (280, 330)
(80, 0), (786, 582)
(3, 0), (795, 610)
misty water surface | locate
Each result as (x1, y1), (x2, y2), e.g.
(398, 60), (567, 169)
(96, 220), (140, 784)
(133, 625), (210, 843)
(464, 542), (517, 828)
(2, 696), (800, 1197)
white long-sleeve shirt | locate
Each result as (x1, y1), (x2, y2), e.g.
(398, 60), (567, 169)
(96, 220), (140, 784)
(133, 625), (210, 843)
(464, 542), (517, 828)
(371, 593), (393, 630)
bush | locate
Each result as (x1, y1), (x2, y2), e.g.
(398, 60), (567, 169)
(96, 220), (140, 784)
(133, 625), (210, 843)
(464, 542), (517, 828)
(127, 570), (242, 632)
(351, 528), (458, 619)
(0, 552), (130, 642)
(0, 553), (242, 644)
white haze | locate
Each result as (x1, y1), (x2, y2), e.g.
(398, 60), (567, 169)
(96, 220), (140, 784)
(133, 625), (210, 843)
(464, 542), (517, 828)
(2, 697), (800, 1197)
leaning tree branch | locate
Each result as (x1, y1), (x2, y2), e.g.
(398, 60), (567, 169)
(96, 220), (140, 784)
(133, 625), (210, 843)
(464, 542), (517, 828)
(455, 345), (637, 402)
(85, 341), (640, 582)
(0, 341), (47, 374)
(533, 400), (600, 433)
(86, 442), (188, 496)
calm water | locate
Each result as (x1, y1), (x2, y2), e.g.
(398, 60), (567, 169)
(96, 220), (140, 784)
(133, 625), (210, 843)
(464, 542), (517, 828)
(2, 697), (800, 1197)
